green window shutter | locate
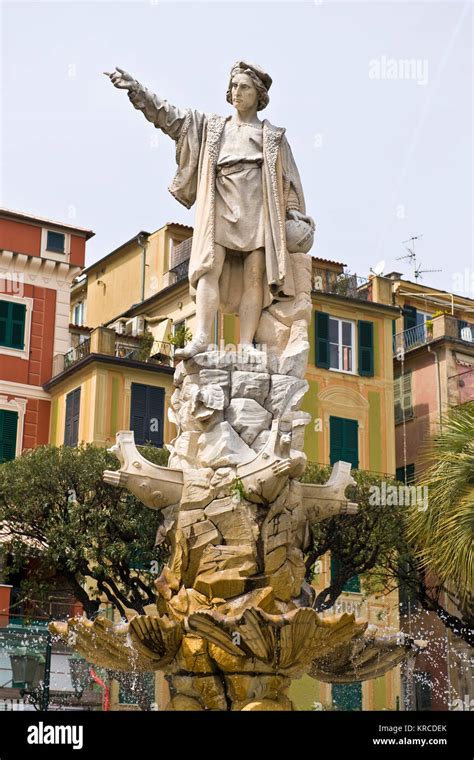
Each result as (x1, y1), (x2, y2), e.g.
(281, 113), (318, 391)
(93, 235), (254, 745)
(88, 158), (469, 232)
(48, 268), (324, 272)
(130, 384), (165, 447)
(0, 302), (9, 345)
(394, 375), (402, 424)
(332, 682), (362, 711)
(0, 301), (26, 350)
(403, 305), (417, 331)
(0, 410), (18, 462)
(358, 320), (374, 377)
(330, 416), (359, 469)
(315, 312), (330, 369)
(64, 388), (81, 446)
(331, 555), (361, 593)
(394, 372), (412, 424)
(402, 371), (413, 419)
(10, 303), (26, 349)
(396, 463), (415, 485)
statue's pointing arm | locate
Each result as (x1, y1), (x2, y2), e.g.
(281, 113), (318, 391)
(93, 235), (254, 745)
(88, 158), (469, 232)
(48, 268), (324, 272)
(105, 67), (189, 143)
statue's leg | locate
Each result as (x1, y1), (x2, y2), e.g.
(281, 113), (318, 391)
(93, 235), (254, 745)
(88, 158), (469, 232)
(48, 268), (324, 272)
(239, 247), (265, 347)
(175, 244), (226, 358)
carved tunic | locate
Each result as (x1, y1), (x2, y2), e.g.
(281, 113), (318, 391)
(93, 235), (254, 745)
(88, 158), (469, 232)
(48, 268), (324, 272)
(215, 121), (265, 252)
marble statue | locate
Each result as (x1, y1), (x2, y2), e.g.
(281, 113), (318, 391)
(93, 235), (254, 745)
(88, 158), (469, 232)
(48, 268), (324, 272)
(50, 63), (426, 712)
(104, 61), (315, 358)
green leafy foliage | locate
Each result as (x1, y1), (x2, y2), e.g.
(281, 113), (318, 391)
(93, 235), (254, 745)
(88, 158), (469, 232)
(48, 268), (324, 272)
(406, 401), (474, 613)
(302, 465), (405, 611)
(0, 444), (170, 619)
(167, 326), (192, 349)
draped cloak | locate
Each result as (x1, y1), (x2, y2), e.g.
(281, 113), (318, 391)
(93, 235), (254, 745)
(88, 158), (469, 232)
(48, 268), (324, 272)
(128, 84), (307, 310)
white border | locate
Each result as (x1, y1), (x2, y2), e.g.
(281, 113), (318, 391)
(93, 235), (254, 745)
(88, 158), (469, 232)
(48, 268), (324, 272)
(0, 380), (50, 400)
(40, 227), (71, 262)
(0, 293), (33, 360)
(0, 395), (27, 457)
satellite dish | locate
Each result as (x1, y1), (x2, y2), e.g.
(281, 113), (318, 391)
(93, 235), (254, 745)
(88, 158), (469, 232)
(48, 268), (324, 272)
(370, 259), (386, 276)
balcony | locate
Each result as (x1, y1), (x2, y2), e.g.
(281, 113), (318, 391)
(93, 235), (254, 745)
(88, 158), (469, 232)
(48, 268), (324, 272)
(170, 258), (189, 283)
(52, 339), (90, 376)
(393, 315), (474, 356)
(170, 237), (192, 283)
(312, 267), (370, 302)
(115, 340), (173, 366)
(52, 328), (174, 378)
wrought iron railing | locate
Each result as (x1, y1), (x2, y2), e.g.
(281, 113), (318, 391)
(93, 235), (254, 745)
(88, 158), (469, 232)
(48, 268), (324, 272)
(52, 339), (91, 376)
(458, 321), (474, 343)
(115, 341), (174, 366)
(393, 323), (430, 355)
(170, 258), (189, 283)
(394, 318), (474, 356)
(312, 269), (369, 301)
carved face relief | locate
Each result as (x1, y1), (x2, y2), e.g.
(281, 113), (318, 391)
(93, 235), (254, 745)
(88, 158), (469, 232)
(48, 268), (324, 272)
(230, 73), (258, 113)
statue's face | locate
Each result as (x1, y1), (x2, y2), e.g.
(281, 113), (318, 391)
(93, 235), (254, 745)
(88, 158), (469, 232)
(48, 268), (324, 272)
(231, 73), (258, 112)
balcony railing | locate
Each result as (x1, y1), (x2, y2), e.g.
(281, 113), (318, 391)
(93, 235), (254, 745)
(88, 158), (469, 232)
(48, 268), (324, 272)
(458, 321), (474, 343)
(312, 269), (369, 301)
(115, 340), (174, 367)
(393, 317), (474, 356)
(170, 237), (192, 283)
(52, 339), (91, 376)
(52, 334), (175, 377)
(393, 323), (430, 355)
(170, 258), (189, 283)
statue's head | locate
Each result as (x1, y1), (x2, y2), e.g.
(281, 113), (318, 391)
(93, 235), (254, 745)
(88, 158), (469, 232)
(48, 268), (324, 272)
(226, 61), (272, 112)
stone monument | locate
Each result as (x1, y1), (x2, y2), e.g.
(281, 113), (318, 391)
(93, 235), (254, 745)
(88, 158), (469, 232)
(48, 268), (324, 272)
(52, 62), (425, 710)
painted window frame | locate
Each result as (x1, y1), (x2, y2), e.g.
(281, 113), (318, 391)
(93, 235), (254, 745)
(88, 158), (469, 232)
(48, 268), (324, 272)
(328, 316), (356, 374)
(0, 396), (27, 459)
(0, 294), (33, 360)
(40, 227), (71, 262)
(73, 301), (85, 327)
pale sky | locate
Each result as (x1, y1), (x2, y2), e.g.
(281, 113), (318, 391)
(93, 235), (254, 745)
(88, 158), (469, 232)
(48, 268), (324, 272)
(1, 0), (473, 296)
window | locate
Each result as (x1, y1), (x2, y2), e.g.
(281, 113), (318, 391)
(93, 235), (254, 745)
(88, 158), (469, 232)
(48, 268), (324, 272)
(46, 230), (65, 254)
(130, 384), (164, 447)
(331, 556), (361, 593)
(330, 416), (359, 469)
(396, 463), (415, 485)
(0, 300), (26, 350)
(332, 682), (362, 711)
(394, 371), (413, 424)
(329, 316), (354, 372)
(403, 305), (417, 331)
(414, 671), (432, 711)
(73, 302), (85, 327)
(173, 320), (185, 336)
(0, 409), (18, 463)
(64, 388), (81, 446)
(315, 313), (374, 376)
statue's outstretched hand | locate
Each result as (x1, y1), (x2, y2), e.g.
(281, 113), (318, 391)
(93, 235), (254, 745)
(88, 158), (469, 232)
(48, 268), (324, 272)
(103, 67), (137, 91)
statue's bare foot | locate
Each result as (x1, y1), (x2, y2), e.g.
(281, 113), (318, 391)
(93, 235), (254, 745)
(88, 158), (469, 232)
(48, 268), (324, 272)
(175, 338), (209, 359)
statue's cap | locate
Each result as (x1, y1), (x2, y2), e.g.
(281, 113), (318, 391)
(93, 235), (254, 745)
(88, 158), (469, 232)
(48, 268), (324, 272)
(230, 61), (272, 91)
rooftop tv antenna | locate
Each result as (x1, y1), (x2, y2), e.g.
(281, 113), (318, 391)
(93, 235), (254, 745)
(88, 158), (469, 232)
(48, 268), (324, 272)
(413, 262), (442, 281)
(395, 234), (441, 281)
